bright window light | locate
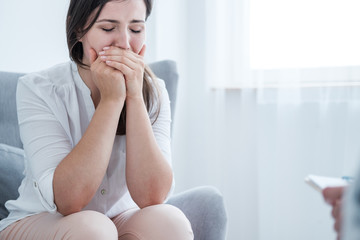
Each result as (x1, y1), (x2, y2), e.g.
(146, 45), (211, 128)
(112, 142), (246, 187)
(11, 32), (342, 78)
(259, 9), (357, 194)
(250, 0), (360, 70)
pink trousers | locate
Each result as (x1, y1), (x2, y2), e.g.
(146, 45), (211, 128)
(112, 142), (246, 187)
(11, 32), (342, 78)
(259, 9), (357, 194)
(0, 204), (194, 240)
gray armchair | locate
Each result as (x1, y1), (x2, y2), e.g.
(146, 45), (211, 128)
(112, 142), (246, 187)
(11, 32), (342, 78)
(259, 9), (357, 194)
(0, 60), (227, 240)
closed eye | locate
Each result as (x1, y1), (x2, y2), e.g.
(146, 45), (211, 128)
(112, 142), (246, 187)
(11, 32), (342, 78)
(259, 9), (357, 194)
(131, 29), (141, 34)
(102, 28), (115, 32)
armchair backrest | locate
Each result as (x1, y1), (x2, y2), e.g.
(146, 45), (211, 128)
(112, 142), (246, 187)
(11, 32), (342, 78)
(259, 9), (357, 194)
(0, 60), (178, 149)
(0, 72), (24, 148)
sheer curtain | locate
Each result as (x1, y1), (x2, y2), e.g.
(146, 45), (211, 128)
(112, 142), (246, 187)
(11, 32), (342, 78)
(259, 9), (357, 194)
(147, 0), (360, 240)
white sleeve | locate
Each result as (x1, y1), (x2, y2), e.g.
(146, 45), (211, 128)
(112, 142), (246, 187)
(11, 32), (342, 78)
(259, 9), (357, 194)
(16, 77), (72, 212)
(150, 79), (175, 200)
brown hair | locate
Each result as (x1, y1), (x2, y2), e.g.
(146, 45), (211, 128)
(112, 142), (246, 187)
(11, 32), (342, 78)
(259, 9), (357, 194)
(66, 0), (160, 135)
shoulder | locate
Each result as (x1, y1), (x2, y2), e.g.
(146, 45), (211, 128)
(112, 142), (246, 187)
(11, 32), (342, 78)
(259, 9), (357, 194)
(155, 77), (166, 88)
(16, 61), (79, 113)
(155, 78), (167, 94)
(151, 77), (170, 106)
(18, 61), (75, 91)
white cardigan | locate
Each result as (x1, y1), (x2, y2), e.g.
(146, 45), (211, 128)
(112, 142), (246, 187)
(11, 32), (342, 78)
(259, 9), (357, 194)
(0, 61), (174, 231)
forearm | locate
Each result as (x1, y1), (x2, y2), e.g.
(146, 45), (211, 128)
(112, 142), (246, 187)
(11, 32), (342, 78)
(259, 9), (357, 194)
(53, 99), (123, 215)
(125, 97), (173, 208)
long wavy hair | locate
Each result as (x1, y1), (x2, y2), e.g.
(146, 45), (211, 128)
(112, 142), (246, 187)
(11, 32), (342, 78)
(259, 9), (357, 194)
(66, 0), (160, 135)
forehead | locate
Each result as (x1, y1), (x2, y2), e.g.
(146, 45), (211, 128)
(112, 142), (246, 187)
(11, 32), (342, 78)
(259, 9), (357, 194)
(98, 0), (147, 21)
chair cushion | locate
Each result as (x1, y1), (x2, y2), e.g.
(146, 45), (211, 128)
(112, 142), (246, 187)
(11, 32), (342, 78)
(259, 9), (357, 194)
(0, 144), (25, 220)
(0, 71), (25, 149)
(149, 60), (179, 123)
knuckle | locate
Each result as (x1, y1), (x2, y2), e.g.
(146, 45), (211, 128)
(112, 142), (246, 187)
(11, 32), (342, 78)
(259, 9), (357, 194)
(139, 60), (145, 68)
(121, 64), (128, 72)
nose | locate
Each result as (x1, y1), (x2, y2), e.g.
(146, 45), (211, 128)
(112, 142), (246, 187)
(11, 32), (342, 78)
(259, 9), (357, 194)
(114, 29), (130, 50)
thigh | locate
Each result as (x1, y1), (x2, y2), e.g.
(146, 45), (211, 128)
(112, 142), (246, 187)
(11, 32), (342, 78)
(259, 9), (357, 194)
(0, 212), (64, 240)
(112, 204), (193, 240)
(0, 210), (117, 240)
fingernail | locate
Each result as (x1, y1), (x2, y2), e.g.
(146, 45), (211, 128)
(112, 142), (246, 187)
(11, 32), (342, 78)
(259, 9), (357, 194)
(106, 60), (112, 64)
(100, 56), (107, 60)
(99, 51), (105, 55)
(103, 47), (110, 50)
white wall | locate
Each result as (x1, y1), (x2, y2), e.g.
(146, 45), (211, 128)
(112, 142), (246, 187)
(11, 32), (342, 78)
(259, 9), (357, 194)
(0, 0), (69, 72)
(2, 1), (360, 240)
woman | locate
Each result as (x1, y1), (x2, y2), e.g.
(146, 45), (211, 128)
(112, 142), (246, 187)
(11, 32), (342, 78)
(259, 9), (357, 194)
(0, 0), (194, 239)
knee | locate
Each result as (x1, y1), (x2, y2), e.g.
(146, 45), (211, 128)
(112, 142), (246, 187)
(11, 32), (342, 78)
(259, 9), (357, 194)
(125, 204), (194, 240)
(64, 210), (117, 240)
(154, 204), (194, 238)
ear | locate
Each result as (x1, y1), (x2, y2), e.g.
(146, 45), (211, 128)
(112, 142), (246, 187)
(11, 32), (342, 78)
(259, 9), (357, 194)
(77, 34), (83, 43)
(75, 29), (83, 42)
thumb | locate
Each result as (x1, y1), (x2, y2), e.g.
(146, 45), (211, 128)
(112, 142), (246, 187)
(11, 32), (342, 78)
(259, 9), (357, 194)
(139, 44), (146, 57)
(89, 48), (98, 65)
(323, 187), (345, 206)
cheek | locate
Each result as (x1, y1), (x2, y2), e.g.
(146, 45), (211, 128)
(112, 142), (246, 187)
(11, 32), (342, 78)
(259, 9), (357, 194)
(130, 35), (146, 54)
(81, 33), (113, 58)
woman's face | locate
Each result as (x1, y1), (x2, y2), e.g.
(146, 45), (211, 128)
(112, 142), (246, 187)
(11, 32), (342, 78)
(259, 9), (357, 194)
(80, 0), (147, 65)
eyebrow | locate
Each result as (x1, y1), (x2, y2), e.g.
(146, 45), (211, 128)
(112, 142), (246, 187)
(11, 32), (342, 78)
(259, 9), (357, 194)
(96, 19), (145, 24)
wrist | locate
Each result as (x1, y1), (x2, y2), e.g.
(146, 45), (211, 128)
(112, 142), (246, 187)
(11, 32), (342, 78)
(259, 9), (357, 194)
(126, 94), (144, 102)
(99, 96), (125, 109)
(126, 95), (147, 112)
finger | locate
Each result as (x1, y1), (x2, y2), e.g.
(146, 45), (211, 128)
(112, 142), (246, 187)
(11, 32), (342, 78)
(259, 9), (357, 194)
(89, 48), (98, 65)
(138, 44), (146, 57)
(105, 61), (133, 76)
(334, 219), (341, 233)
(322, 187), (345, 205)
(101, 55), (139, 70)
(100, 46), (142, 63)
(331, 200), (342, 218)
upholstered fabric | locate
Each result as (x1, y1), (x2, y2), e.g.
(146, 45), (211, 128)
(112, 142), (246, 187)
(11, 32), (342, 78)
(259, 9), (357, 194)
(0, 72), (24, 149)
(0, 144), (24, 220)
(167, 186), (228, 240)
(149, 60), (179, 121)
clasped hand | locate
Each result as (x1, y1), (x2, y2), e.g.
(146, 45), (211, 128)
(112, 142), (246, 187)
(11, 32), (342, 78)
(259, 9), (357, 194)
(89, 45), (146, 102)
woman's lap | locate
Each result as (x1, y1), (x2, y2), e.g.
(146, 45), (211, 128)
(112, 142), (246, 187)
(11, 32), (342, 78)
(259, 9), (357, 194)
(0, 210), (118, 240)
(0, 204), (193, 240)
